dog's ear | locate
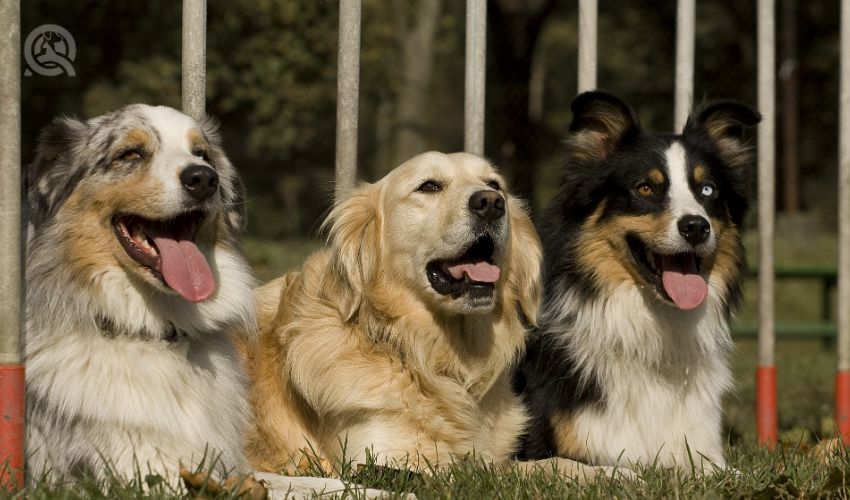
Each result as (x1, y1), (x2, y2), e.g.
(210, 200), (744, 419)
(201, 116), (247, 232)
(27, 116), (88, 228)
(506, 198), (542, 326)
(566, 91), (641, 166)
(325, 183), (383, 320)
(683, 101), (761, 169)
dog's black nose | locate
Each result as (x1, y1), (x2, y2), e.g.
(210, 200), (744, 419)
(469, 190), (505, 221)
(180, 164), (219, 202)
(678, 215), (711, 245)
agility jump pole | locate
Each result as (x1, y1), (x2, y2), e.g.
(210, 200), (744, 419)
(577, 0), (597, 93)
(756, 0), (778, 448)
(0, 0), (24, 488)
(836, 0), (850, 443)
(674, 0), (695, 133)
(335, 0), (361, 201)
(182, 0), (207, 121)
(464, 0), (487, 155)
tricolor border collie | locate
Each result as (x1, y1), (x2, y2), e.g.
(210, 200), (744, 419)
(516, 91), (760, 471)
(25, 105), (255, 482)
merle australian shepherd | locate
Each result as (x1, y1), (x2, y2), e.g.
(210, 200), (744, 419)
(516, 91), (760, 472)
(25, 105), (254, 482)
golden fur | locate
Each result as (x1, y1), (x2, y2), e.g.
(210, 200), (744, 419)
(242, 152), (538, 471)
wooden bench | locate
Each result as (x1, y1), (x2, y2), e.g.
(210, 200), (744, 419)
(731, 266), (837, 339)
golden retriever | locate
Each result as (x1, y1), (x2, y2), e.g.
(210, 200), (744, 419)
(242, 151), (614, 479)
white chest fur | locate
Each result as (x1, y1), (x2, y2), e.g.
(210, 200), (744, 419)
(545, 284), (732, 469)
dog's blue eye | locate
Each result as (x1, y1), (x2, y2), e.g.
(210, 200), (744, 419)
(701, 183), (716, 198)
(418, 180), (442, 193)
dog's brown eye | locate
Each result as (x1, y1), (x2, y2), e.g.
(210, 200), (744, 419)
(486, 180), (501, 191)
(118, 149), (142, 162)
(417, 180), (442, 193)
(193, 149), (211, 163)
(635, 182), (654, 197)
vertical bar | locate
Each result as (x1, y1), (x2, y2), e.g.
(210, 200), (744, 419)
(335, 0), (361, 200)
(674, 0), (696, 133)
(0, 0), (24, 488)
(577, 0), (597, 93)
(756, 0), (777, 448)
(464, 0), (487, 155)
(182, 0), (207, 121)
(836, 0), (850, 443)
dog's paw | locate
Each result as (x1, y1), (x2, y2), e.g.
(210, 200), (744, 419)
(180, 464), (268, 499)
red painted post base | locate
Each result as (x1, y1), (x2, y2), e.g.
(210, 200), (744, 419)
(0, 365), (24, 490)
(836, 370), (850, 443)
(756, 365), (778, 448)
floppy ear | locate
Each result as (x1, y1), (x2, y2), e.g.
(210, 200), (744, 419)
(201, 116), (247, 232)
(683, 101), (761, 169)
(323, 183), (383, 320)
(27, 117), (88, 228)
(506, 198), (542, 326)
(566, 91), (641, 166)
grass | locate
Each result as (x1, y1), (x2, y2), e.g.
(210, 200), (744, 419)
(8, 227), (844, 498)
(11, 447), (850, 498)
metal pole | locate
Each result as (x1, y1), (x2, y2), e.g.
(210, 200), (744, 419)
(756, 0), (777, 448)
(182, 0), (207, 121)
(835, 0), (850, 443)
(0, 0), (24, 488)
(335, 0), (361, 200)
(464, 0), (487, 155)
(674, 0), (695, 133)
(577, 0), (597, 93)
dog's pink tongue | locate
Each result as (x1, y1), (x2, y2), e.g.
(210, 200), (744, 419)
(447, 262), (501, 283)
(660, 254), (707, 310)
(152, 234), (216, 303)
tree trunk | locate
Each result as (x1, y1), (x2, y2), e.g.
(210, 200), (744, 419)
(781, 0), (800, 214)
(391, 0), (443, 168)
(488, 0), (560, 208)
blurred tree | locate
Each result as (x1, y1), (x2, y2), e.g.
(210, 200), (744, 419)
(487, 0), (560, 208)
(19, 0), (841, 238)
(391, 0), (442, 166)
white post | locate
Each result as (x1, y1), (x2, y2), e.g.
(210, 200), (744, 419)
(756, 0), (777, 446)
(0, 0), (21, 368)
(182, 0), (207, 121)
(335, 0), (361, 200)
(839, 0), (850, 377)
(674, 0), (696, 132)
(464, 0), (487, 155)
(0, 0), (24, 485)
(577, 0), (597, 93)
(835, 0), (850, 441)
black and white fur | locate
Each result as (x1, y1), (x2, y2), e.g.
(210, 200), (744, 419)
(516, 91), (760, 471)
(25, 105), (254, 482)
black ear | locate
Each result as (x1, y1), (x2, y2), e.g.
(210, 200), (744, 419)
(27, 117), (88, 228)
(684, 101), (761, 168)
(566, 91), (641, 165)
